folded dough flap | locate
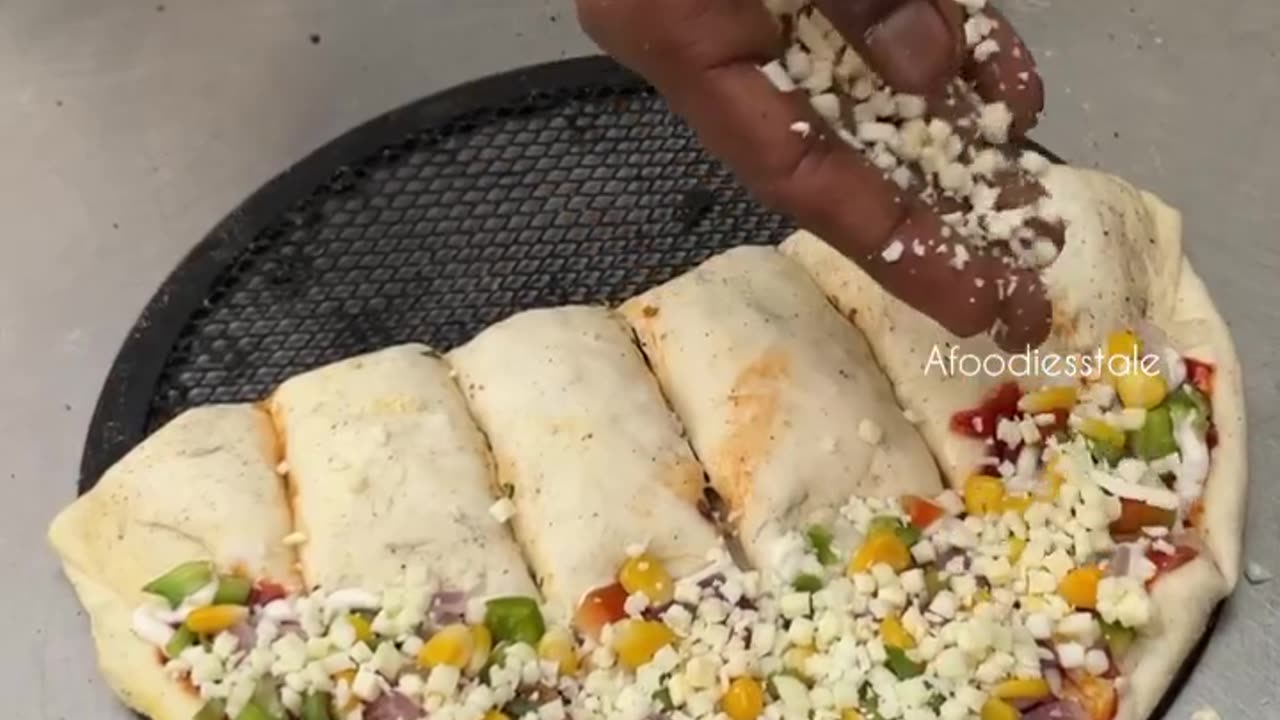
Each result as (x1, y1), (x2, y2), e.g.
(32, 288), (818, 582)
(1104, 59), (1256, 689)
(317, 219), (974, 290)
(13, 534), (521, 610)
(47, 403), (298, 720)
(1113, 555), (1228, 720)
(269, 343), (538, 598)
(620, 246), (942, 567)
(1164, 260), (1247, 588)
(782, 166), (1181, 488)
(449, 306), (720, 616)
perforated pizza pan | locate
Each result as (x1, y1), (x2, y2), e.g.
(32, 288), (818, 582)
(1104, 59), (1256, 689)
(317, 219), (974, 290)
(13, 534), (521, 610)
(77, 56), (1211, 718)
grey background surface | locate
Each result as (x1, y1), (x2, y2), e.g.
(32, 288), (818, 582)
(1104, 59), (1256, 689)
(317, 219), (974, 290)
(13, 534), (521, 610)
(0, 1), (1275, 718)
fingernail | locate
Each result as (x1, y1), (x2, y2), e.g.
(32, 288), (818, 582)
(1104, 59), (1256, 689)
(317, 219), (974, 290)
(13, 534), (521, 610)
(864, 0), (960, 95)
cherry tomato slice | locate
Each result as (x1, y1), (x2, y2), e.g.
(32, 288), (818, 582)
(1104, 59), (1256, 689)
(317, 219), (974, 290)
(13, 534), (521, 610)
(902, 495), (946, 529)
(575, 582), (629, 640)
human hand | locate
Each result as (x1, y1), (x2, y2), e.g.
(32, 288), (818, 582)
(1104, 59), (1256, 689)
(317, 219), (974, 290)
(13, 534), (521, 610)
(576, 0), (1058, 350)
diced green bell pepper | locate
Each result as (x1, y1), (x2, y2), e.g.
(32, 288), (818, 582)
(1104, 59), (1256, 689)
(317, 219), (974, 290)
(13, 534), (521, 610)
(165, 625), (197, 659)
(300, 691), (333, 720)
(923, 565), (947, 599)
(233, 702), (281, 720)
(868, 516), (922, 547)
(143, 561), (213, 608)
(193, 699), (227, 720)
(249, 678), (287, 719)
(652, 687), (674, 711)
(480, 641), (511, 683)
(213, 575), (253, 606)
(792, 574), (824, 593)
(1100, 620), (1136, 658)
(884, 646), (925, 679)
(485, 597), (546, 646)
(806, 525), (838, 566)
(1167, 386), (1210, 433)
(1087, 436), (1126, 467)
(1129, 405), (1178, 460)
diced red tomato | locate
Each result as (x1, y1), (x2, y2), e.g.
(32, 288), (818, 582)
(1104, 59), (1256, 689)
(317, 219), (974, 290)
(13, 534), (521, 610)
(575, 582), (629, 640)
(902, 495), (946, 529)
(249, 579), (289, 606)
(1146, 544), (1199, 584)
(950, 382), (1023, 440)
(1109, 499), (1177, 538)
(1186, 498), (1207, 528)
(1184, 358), (1215, 396)
(1063, 672), (1118, 720)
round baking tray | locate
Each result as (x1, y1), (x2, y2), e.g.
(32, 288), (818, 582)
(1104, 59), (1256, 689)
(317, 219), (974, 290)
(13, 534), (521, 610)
(78, 56), (1213, 718)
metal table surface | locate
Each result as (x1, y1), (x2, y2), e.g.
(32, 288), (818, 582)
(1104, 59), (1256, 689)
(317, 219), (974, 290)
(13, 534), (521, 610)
(1, 1), (1275, 718)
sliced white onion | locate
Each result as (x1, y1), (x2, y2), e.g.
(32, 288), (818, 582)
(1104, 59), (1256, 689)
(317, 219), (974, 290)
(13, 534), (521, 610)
(131, 606), (176, 647)
(1173, 414), (1210, 506)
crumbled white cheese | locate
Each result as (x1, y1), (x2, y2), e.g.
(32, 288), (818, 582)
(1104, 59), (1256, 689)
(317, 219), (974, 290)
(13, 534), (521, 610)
(973, 39), (1000, 62)
(810, 93), (841, 122)
(977, 102), (1013, 144)
(879, 239), (907, 263)
(760, 61), (797, 92)
(489, 497), (517, 523)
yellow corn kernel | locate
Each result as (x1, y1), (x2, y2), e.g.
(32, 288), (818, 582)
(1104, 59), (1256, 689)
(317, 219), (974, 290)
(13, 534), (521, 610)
(981, 697), (1022, 720)
(993, 678), (1052, 701)
(1043, 470), (1065, 501)
(184, 605), (249, 635)
(1079, 418), (1126, 449)
(618, 553), (675, 605)
(418, 623), (474, 669)
(347, 614), (374, 645)
(483, 713), (512, 720)
(1059, 566), (1103, 609)
(879, 616), (916, 649)
(848, 531), (912, 574)
(1019, 386), (1078, 413)
(1008, 537), (1027, 564)
(1002, 493), (1033, 514)
(783, 646), (815, 679)
(722, 677), (765, 720)
(972, 589), (993, 606)
(537, 627), (580, 676)
(964, 475), (1006, 516)
(1116, 372), (1168, 410)
(333, 669), (360, 711)
(840, 712), (864, 720)
(612, 619), (676, 670)
(1103, 330), (1141, 380)
(467, 624), (493, 675)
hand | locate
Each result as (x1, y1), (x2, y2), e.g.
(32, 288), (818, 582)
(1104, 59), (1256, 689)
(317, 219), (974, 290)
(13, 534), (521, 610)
(576, 0), (1055, 350)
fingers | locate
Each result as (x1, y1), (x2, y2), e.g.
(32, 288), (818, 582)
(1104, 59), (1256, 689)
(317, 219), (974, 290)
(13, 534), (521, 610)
(812, 1), (1042, 137)
(963, 6), (1044, 136)
(993, 268), (1052, 351)
(812, 0), (966, 96)
(577, 0), (1053, 341)
(578, 0), (1015, 338)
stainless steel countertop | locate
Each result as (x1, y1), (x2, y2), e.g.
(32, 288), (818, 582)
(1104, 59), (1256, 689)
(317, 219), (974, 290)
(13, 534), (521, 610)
(1, 1), (1275, 718)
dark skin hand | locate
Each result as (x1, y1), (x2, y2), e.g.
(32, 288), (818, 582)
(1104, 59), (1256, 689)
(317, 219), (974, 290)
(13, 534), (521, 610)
(576, 0), (1054, 350)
